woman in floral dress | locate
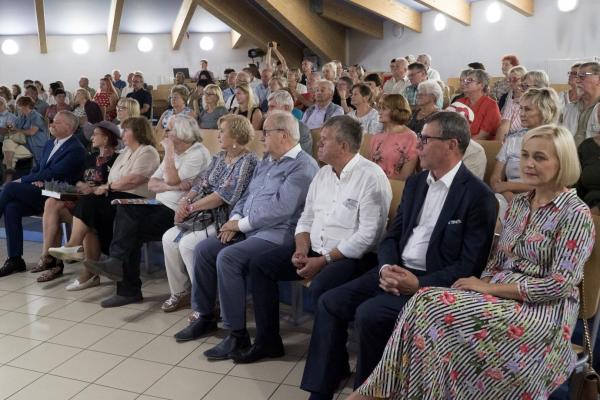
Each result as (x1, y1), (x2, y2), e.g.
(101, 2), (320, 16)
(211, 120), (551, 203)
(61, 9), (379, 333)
(349, 124), (595, 400)
(93, 77), (119, 121)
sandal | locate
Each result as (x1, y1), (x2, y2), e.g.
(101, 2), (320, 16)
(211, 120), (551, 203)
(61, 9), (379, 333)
(31, 255), (57, 273)
(37, 262), (64, 282)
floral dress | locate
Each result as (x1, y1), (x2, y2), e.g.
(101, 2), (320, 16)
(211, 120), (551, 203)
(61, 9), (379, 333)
(370, 130), (417, 179)
(358, 189), (595, 400)
(93, 91), (117, 121)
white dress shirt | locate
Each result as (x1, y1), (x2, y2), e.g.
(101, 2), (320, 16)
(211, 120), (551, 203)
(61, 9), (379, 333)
(383, 77), (409, 95)
(401, 161), (462, 271)
(47, 135), (73, 162)
(295, 154), (392, 259)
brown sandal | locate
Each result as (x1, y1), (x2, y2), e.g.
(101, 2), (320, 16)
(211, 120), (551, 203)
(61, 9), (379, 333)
(37, 263), (64, 282)
(31, 255), (57, 273)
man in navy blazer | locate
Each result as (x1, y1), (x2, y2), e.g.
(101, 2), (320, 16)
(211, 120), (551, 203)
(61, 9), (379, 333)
(0, 111), (86, 277)
(301, 111), (498, 400)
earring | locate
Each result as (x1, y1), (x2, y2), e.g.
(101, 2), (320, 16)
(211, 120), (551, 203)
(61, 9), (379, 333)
(233, 144), (237, 149)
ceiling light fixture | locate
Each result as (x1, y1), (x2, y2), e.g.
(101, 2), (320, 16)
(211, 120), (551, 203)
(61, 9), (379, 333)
(137, 37), (153, 52)
(72, 38), (89, 54)
(199, 36), (214, 51)
(557, 0), (578, 12)
(486, 2), (502, 23)
(433, 13), (447, 31)
(1, 39), (19, 55)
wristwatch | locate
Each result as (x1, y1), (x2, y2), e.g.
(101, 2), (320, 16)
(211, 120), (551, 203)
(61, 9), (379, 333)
(324, 252), (332, 264)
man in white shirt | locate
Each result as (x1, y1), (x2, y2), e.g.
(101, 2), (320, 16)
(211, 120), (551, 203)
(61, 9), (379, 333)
(232, 115), (392, 364)
(417, 53), (441, 82)
(383, 58), (409, 95)
(301, 80), (344, 129)
(300, 111), (497, 400)
(225, 71), (259, 110)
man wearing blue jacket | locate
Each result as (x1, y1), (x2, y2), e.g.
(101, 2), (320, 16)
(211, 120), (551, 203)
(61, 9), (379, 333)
(0, 111), (86, 277)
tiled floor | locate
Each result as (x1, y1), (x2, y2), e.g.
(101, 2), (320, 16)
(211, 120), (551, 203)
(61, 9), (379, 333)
(0, 240), (354, 400)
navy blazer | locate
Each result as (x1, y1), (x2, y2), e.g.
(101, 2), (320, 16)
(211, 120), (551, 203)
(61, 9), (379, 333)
(21, 135), (86, 185)
(378, 163), (497, 288)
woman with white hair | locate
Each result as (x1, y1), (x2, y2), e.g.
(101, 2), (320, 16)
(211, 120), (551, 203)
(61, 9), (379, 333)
(157, 85), (194, 130)
(495, 65), (528, 142)
(407, 80), (442, 134)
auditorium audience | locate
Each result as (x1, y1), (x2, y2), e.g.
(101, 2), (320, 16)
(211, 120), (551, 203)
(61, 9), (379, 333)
(198, 84), (228, 129)
(403, 63), (428, 109)
(94, 77), (119, 122)
(49, 117), (159, 290)
(417, 54), (441, 81)
(383, 58), (409, 95)
(562, 61), (600, 146)
(255, 68), (272, 106)
(78, 77), (96, 98)
(84, 115), (211, 307)
(232, 83), (263, 130)
(34, 121), (120, 282)
(336, 76), (355, 114)
(522, 69), (550, 91)
(0, 97), (17, 137)
(193, 59), (215, 82)
(407, 80), (442, 134)
(116, 97), (141, 133)
(495, 65), (528, 142)
(25, 85), (49, 117)
(349, 124), (593, 400)
(369, 94), (417, 180)
(3, 96), (49, 169)
(267, 90), (313, 154)
(560, 63), (581, 107)
(456, 69), (501, 139)
(112, 69), (127, 92)
(222, 71), (237, 102)
(157, 85), (193, 129)
(161, 114), (258, 313)
(490, 54), (520, 100)
(287, 68), (307, 97)
(173, 113), (319, 361)
(300, 58), (314, 85)
(301, 80), (344, 129)
(363, 73), (383, 108)
(44, 89), (70, 123)
(34, 81), (48, 103)
(235, 116), (391, 364)
(225, 71), (258, 110)
(126, 73), (152, 119)
(72, 88), (103, 125)
(444, 103), (487, 180)
(348, 84), (380, 134)
(0, 111), (86, 277)
(491, 87), (561, 221)
(301, 111), (497, 400)
(348, 64), (365, 85)
(120, 73), (135, 98)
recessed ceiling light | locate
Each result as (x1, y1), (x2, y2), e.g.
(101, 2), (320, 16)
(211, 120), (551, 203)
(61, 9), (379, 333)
(137, 37), (153, 52)
(199, 36), (214, 51)
(486, 2), (502, 23)
(557, 0), (578, 12)
(72, 38), (89, 54)
(434, 13), (447, 31)
(1, 39), (19, 55)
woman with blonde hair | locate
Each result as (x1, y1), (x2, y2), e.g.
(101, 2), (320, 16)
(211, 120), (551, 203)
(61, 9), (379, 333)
(349, 124), (595, 400)
(232, 83), (263, 130)
(93, 77), (119, 121)
(198, 84), (229, 129)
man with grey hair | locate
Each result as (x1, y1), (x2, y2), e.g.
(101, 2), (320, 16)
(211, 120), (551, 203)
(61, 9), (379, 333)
(417, 53), (441, 81)
(0, 110), (86, 277)
(383, 58), (409, 95)
(233, 116), (392, 364)
(78, 77), (96, 98)
(268, 90), (312, 154)
(173, 112), (319, 360)
(84, 115), (211, 307)
(302, 79), (344, 129)
(300, 111), (497, 399)
(112, 70), (126, 92)
(562, 61), (600, 145)
(255, 68), (273, 105)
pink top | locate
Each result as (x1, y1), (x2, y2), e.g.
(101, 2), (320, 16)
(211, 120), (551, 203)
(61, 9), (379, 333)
(370, 129), (418, 179)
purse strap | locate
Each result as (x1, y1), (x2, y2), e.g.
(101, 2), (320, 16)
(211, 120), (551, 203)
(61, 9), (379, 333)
(580, 276), (594, 366)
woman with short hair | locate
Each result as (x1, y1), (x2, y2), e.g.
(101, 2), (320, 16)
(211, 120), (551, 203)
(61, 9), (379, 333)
(349, 124), (595, 400)
(490, 54), (520, 100)
(50, 117), (160, 290)
(157, 85), (194, 129)
(232, 83), (263, 130)
(348, 84), (380, 134)
(198, 84), (229, 129)
(407, 80), (442, 134)
(116, 97), (141, 132)
(45, 89), (70, 123)
(456, 69), (501, 139)
(161, 114), (258, 312)
(495, 65), (528, 142)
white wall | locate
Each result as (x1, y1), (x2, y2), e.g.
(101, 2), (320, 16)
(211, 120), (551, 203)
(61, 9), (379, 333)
(0, 32), (258, 92)
(349, 0), (600, 83)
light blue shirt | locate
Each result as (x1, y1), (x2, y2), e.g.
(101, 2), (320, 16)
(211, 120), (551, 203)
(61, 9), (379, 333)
(254, 83), (270, 105)
(0, 110), (17, 128)
(16, 110), (49, 166)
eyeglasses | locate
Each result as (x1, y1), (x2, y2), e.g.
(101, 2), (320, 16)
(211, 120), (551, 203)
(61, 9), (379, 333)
(461, 78), (478, 85)
(263, 128), (283, 136)
(577, 72), (599, 80)
(417, 132), (451, 145)
(116, 106), (126, 111)
(567, 71), (579, 77)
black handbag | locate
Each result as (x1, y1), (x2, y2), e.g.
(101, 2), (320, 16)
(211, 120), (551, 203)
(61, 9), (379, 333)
(174, 187), (228, 233)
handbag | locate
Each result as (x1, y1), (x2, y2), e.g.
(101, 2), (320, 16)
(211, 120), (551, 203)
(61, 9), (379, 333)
(569, 277), (600, 400)
(174, 187), (228, 233)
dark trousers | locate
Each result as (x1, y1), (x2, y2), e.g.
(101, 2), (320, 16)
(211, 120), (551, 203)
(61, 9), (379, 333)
(249, 248), (375, 345)
(109, 204), (174, 296)
(0, 182), (44, 258)
(300, 266), (422, 396)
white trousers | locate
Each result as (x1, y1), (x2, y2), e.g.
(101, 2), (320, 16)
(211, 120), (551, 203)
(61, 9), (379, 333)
(162, 223), (217, 295)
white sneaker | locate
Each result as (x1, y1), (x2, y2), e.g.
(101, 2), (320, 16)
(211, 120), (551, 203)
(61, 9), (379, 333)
(66, 275), (100, 291)
(49, 246), (84, 262)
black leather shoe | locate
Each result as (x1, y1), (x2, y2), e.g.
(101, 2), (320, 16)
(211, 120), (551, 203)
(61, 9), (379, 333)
(174, 318), (218, 342)
(204, 333), (250, 360)
(100, 293), (143, 308)
(84, 257), (123, 281)
(0, 257), (26, 277)
(232, 340), (285, 364)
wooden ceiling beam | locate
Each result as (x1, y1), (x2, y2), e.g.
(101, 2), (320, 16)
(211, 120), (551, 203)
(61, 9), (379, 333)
(197, 0), (304, 65)
(311, 0), (383, 39)
(255, 0), (345, 62)
(107, 0), (124, 52)
(172, 0), (197, 50)
(34, 0), (47, 53)
(347, 0), (421, 33)
(414, 0), (470, 25)
(499, 0), (534, 16)
(231, 30), (242, 49)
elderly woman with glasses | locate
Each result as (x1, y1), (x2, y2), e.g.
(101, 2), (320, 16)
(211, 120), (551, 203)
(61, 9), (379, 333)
(198, 84), (229, 129)
(456, 69), (501, 139)
(157, 85), (194, 130)
(407, 80), (442, 134)
(495, 66), (528, 142)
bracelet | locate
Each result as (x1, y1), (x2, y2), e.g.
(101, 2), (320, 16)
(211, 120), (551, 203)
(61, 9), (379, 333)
(324, 253), (332, 264)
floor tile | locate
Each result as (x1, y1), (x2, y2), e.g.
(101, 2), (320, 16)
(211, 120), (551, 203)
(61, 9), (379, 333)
(144, 366), (223, 400)
(0, 335), (43, 364)
(0, 311), (40, 334)
(283, 357), (306, 386)
(0, 274), (37, 291)
(132, 335), (200, 365)
(70, 384), (138, 400)
(0, 365), (42, 399)
(51, 349), (124, 382)
(141, 280), (170, 294)
(281, 329), (311, 356)
(83, 306), (143, 328)
(6, 374), (87, 400)
(89, 329), (156, 356)
(76, 284), (116, 304)
(48, 300), (103, 322)
(14, 296), (72, 316)
(160, 315), (189, 337)
(121, 310), (181, 334)
(228, 354), (300, 383)
(96, 358), (171, 393)
(48, 322), (115, 348)
(8, 342), (81, 373)
(11, 316), (76, 340)
(178, 343), (235, 375)
(270, 384), (309, 400)
(203, 376), (278, 400)
(0, 292), (41, 311)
